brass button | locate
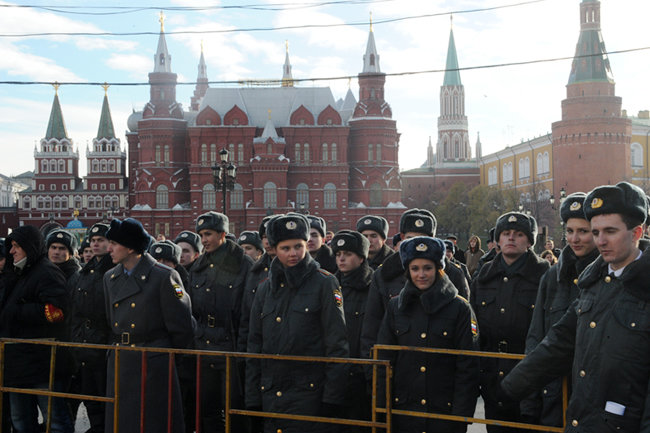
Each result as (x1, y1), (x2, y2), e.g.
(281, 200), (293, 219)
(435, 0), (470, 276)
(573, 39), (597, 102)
(579, 370), (585, 377)
(206, 340), (210, 344)
(305, 308), (309, 312)
(261, 385), (265, 390)
(498, 371), (504, 377)
(264, 267), (268, 271)
(81, 361), (86, 366)
(276, 317), (282, 323)
(131, 303), (136, 308)
(573, 278), (578, 285)
(503, 277), (508, 282)
(420, 399), (426, 405)
(500, 308), (505, 314)
(481, 301), (486, 306)
(209, 264), (214, 268)
(420, 366), (426, 373)
(114, 303), (119, 308)
(543, 389), (547, 395)
(276, 391), (282, 397)
(114, 322), (118, 327)
(443, 331), (448, 336)
(130, 323), (135, 328)
(277, 429), (282, 433)
(572, 420), (578, 427)
(605, 276), (611, 283)
(394, 397), (399, 403)
(309, 383), (314, 388)
(420, 332), (427, 339)
(280, 283), (285, 288)
(531, 304), (535, 309)
(631, 322), (636, 328)
(447, 402), (452, 407)
(590, 321), (596, 328)
(206, 288), (211, 292)
(90, 270), (94, 274)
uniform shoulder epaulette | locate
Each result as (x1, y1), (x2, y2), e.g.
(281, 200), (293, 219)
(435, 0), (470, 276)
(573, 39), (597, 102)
(454, 262), (462, 269)
(455, 294), (469, 304)
(318, 268), (332, 276)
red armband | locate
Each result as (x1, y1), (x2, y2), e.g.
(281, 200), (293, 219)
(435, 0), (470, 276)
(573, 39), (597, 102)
(44, 304), (64, 323)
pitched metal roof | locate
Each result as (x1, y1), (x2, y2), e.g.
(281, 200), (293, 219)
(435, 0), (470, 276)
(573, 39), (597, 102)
(45, 94), (68, 140)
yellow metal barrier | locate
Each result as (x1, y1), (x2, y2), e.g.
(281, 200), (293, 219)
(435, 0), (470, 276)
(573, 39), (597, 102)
(0, 338), (568, 433)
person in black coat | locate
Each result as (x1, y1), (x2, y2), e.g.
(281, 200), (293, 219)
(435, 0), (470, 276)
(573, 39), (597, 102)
(470, 212), (549, 432)
(245, 214), (349, 433)
(377, 236), (480, 433)
(502, 182), (650, 433)
(356, 215), (394, 270)
(1, 225), (74, 433)
(150, 240), (190, 289)
(306, 215), (337, 273)
(520, 193), (599, 429)
(331, 230), (373, 429)
(174, 230), (203, 273)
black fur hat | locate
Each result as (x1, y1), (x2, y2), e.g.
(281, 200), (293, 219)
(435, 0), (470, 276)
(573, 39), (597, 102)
(331, 230), (370, 259)
(584, 182), (647, 224)
(266, 214), (310, 247)
(174, 230), (203, 254)
(78, 237), (90, 255)
(306, 215), (326, 238)
(399, 236), (446, 270)
(196, 211), (229, 233)
(238, 231), (263, 251)
(149, 240), (181, 265)
(258, 215), (274, 238)
(399, 208), (436, 237)
(87, 223), (110, 240)
(356, 215), (389, 239)
(106, 218), (151, 254)
(495, 212), (537, 246)
(443, 239), (455, 254)
(46, 229), (78, 255)
(560, 192), (588, 223)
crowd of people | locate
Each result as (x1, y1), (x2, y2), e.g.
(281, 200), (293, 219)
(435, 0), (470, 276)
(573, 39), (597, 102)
(0, 180), (647, 433)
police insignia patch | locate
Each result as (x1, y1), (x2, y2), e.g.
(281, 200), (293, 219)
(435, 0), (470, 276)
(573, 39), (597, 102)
(181, 233), (188, 238)
(92, 227), (99, 233)
(56, 233), (64, 238)
(286, 221), (297, 230)
(333, 288), (343, 307)
(414, 219), (424, 228)
(198, 218), (205, 226)
(364, 219), (372, 225)
(415, 243), (428, 252)
(173, 283), (183, 299)
(240, 235), (246, 241)
(591, 198), (603, 209)
(570, 202), (581, 211)
(508, 215), (517, 223)
(337, 239), (345, 246)
(155, 247), (163, 253)
(471, 319), (478, 336)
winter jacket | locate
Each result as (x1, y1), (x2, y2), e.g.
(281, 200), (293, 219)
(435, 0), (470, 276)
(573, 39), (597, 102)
(238, 252), (272, 353)
(368, 243), (394, 271)
(313, 244), (337, 274)
(465, 247), (486, 277)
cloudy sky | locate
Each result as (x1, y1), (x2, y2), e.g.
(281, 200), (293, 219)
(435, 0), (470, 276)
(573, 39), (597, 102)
(0, 0), (648, 178)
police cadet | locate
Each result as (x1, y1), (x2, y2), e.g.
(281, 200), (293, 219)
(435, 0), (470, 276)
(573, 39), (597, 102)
(79, 237), (93, 264)
(331, 230), (373, 427)
(360, 208), (469, 360)
(150, 240), (190, 289)
(377, 236), (479, 433)
(46, 229), (82, 285)
(306, 215), (337, 273)
(104, 218), (193, 433)
(470, 211), (549, 432)
(444, 239), (472, 284)
(174, 230), (203, 272)
(245, 214), (349, 433)
(473, 227), (498, 281)
(238, 230), (264, 262)
(356, 215), (394, 270)
(190, 211), (253, 433)
(502, 182), (650, 433)
(69, 223), (114, 433)
(520, 193), (599, 429)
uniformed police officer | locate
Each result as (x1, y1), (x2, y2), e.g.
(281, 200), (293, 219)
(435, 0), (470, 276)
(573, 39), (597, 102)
(190, 211), (253, 433)
(238, 231), (264, 262)
(306, 215), (337, 273)
(245, 214), (349, 433)
(104, 218), (194, 433)
(502, 182), (650, 433)
(174, 230), (203, 272)
(470, 212), (549, 432)
(444, 239), (472, 284)
(356, 215), (394, 270)
(377, 236), (479, 433)
(150, 240), (190, 289)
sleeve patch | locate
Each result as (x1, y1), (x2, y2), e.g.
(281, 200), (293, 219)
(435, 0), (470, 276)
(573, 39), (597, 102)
(44, 304), (64, 323)
(471, 319), (478, 336)
(173, 283), (184, 299)
(333, 288), (343, 307)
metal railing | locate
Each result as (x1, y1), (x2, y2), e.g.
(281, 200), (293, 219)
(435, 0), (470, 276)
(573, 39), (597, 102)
(0, 338), (568, 433)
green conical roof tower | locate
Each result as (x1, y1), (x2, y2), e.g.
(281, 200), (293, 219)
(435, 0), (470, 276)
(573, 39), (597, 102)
(443, 26), (462, 86)
(568, 0), (613, 84)
(97, 87), (116, 140)
(45, 86), (69, 140)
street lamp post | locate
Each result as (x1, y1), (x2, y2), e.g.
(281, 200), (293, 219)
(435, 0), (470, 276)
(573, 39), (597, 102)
(212, 148), (237, 215)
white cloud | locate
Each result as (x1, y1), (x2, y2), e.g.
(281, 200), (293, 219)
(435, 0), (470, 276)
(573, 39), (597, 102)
(0, 42), (83, 81)
(106, 54), (152, 79)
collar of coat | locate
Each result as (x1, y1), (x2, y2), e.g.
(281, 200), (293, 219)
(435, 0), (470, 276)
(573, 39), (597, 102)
(191, 239), (245, 274)
(270, 253), (319, 293)
(398, 274), (459, 314)
(335, 260), (373, 292)
(314, 243), (334, 262)
(82, 253), (114, 275)
(476, 249), (549, 285)
(578, 244), (650, 302)
(251, 252), (272, 273)
(555, 244), (599, 283)
(108, 253), (174, 303)
(379, 249), (405, 282)
(370, 244), (394, 268)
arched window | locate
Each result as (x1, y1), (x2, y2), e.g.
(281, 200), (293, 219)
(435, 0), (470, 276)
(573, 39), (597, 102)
(303, 143), (310, 163)
(324, 183), (337, 209)
(369, 183), (382, 207)
(368, 144), (373, 162)
(201, 144), (208, 166)
(228, 183), (242, 210)
(536, 153), (543, 175)
(58, 159), (65, 172)
(155, 145), (161, 165)
(44, 197), (52, 209)
(156, 184), (169, 209)
(41, 160), (48, 173)
(376, 143), (381, 162)
(210, 144), (216, 163)
(264, 182), (277, 209)
(100, 160), (107, 172)
(295, 143), (301, 164)
(74, 196), (82, 209)
(229, 143), (235, 160)
(202, 184), (215, 209)
(454, 138), (460, 158)
(296, 183), (309, 208)
(631, 142), (643, 167)
(53, 197), (61, 209)
(543, 152), (550, 173)
(164, 145), (170, 164)
(108, 160), (115, 172)
(49, 160), (56, 172)
(322, 143), (328, 163)
(23, 196), (31, 210)
(238, 144), (244, 163)
(267, 142), (273, 154)
(331, 143), (337, 162)
(37, 197), (44, 209)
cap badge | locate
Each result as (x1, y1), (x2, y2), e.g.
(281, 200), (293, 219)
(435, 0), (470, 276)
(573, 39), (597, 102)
(337, 239), (345, 246)
(56, 233), (64, 238)
(286, 221), (297, 230)
(155, 247), (162, 254)
(415, 243), (428, 252)
(570, 202), (582, 211)
(239, 235), (246, 241)
(591, 198), (603, 209)
(181, 233), (188, 238)
(508, 215), (517, 223)
(198, 218), (204, 226)
(364, 219), (372, 225)
(91, 227), (99, 233)
(414, 219), (424, 228)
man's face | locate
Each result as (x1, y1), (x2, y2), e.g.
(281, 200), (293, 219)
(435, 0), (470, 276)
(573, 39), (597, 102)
(307, 229), (323, 253)
(242, 244), (262, 261)
(335, 250), (364, 274)
(10, 241), (26, 263)
(48, 243), (70, 264)
(565, 218), (596, 258)
(498, 230), (530, 260)
(177, 241), (199, 267)
(326, 231), (334, 242)
(82, 247), (94, 263)
(107, 240), (132, 265)
(199, 229), (225, 253)
(591, 213), (642, 270)
(544, 240), (554, 250)
(90, 235), (109, 257)
(361, 230), (384, 256)
(445, 250), (454, 260)
(275, 239), (307, 268)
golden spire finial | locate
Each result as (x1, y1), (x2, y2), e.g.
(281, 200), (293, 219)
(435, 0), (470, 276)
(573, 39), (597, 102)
(52, 81), (60, 95)
(369, 11), (373, 32)
(450, 14), (453, 29)
(268, 109), (272, 120)
(285, 40), (289, 53)
(101, 82), (110, 95)
(159, 10), (165, 32)
(348, 77), (351, 89)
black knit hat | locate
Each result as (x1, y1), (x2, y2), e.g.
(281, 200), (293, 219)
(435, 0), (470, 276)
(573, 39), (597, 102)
(174, 230), (203, 254)
(495, 212), (537, 246)
(560, 192), (588, 223)
(7, 225), (45, 265)
(196, 211), (229, 233)
(149, 240), (181, 265)
(306, 215), (326, 238)
(356, 215), (389, 239)
(258, 215), (274, 238)
(87, 223), (110, 240)
(399, 208), (436, 237)
(331, 230), (370, 259)
(106, 218), (151, 254)
(443, 239), (455, 254)
(399, 236), (446, 270)
(238, 231), (263, 251)
(584, 182), (647, 224)
(266, 214), (310, 247)
(46, 229), (78, 255)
